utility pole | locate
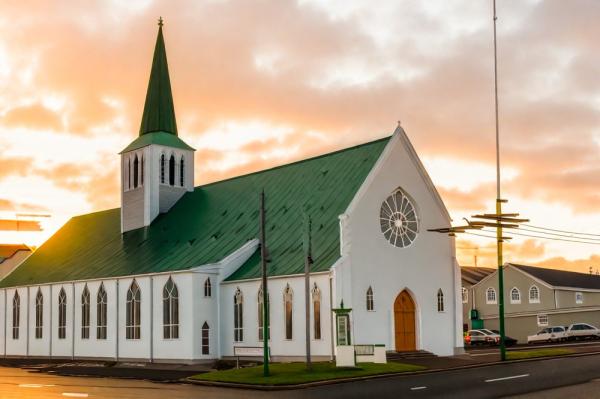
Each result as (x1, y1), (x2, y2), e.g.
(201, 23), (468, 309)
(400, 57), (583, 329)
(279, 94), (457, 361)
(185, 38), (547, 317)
(304, 214), (313, 371)
(260, 191), (270, 377)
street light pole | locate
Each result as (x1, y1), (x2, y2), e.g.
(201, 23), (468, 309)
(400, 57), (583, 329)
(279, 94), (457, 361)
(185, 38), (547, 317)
(492, 0), (507, 361)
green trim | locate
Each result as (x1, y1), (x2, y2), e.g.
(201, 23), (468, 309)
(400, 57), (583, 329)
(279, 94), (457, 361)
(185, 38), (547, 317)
(120, 131), (195, 153)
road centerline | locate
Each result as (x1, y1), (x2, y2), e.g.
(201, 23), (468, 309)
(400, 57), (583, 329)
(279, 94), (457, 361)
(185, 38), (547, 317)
(410, 386), (427, 390)
(485, 373), (530, 383)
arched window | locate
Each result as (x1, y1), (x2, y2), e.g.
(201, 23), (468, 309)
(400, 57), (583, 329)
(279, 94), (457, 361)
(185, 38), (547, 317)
(141, 156), (144, 186)
(12, 291), (19, 340)
(163, 277), (179, 339)
(81, 285), (90, 339)
(312, 283), (321, 340)
(169, 155), (175, 186)
(35, 289), (43, 339)
(97, 283), (107, 340)
(461, 287), (468, 304)
(126, 280), (141, 340)
(202, 322), (210, 355)
(284, 284), (293, 340)
(258, 285), (270, 341)
(529, 285), (540, 303)
(58, 288), (67, 339)
(204, 278), (212, 297)
(366, 286), (374, 311)
(234, 288), (243, 342)
(133, 155), (139, 188)
(180, 156), (185, 186)
(127, 158), (131, 190)
(160, 154), (166, 184)
(510, 287), (521, 304)
(437, 289), (444, 312)
(486, 287), (497, 304)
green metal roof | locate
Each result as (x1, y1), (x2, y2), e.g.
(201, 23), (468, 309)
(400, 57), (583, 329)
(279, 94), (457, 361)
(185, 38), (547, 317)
(119, 131), (195, 154)
(139, 23), (178, 136)
(0, 137), (389, 287)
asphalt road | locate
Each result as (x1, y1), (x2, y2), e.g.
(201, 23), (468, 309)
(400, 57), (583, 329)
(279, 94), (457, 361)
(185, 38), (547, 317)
(4, 353), (600, 398)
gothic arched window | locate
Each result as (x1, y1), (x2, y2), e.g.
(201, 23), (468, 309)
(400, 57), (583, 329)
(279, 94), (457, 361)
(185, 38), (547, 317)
(234, 288), (243, 342)
(97, 283), (107, 340)
(202, 322), (210, 355)
(366, 286), (374, 311)
(163, 277), (179, 339)
(35, 289), (43, 339)
(529, 285), (540, 303)
(284, 284), (293, 340)
(12, 291), (19, 340)
(169, 155), (175, 186)
(126, 280), (141, 340)
(204, 278), (211, 297)
(437, 289), (444, 312)
(258, 285), (270, 341)
(81, 285), (90, 339)
(160, 154), (166, 184)
(510, 287), (521, 304)
(58, 288), (67, 339)
(312, 283), (321, 340)
(133, 155), (139, 188)
(180, 156), (185, 186)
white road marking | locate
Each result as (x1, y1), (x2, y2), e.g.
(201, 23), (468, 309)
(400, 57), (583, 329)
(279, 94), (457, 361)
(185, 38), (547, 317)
(485, 373), (529, 383)
(410, 386), (427, 390)
(62, 393), (89, 398)
(19, 384), (56, 388)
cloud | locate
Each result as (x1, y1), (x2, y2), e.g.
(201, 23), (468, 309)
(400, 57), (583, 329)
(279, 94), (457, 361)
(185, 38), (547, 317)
(535, 254), (600, 274)
(1, 103), (63, 131)
(0, 198), (49, 212)
(0, 156), (31, 180)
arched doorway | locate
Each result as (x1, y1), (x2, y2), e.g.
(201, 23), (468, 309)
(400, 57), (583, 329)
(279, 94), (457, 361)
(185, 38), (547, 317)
(394, 290), (416, 351)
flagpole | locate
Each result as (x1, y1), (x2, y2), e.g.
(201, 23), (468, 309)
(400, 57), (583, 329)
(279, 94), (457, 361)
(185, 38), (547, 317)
(260, 190), (270, 376)
(304, 214), (313, 371)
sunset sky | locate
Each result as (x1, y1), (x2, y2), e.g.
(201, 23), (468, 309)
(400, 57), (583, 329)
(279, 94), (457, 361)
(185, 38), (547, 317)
(0, 0), (598, 272)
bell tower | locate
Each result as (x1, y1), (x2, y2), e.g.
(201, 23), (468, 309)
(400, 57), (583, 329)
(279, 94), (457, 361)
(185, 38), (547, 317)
(120, 19), (195, 233)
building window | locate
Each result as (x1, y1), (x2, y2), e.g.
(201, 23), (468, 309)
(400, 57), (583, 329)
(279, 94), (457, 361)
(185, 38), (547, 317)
(437, 289), (444, 312)
(461, 287), (468, 304)
(127, 158), (131, 190)
(284, 284), (293, 340)
(234, 288), (243, 342)
(312, 283), (321, 340)
(163, 277), (179, 339)
(97, 283), (107, 340)
(141, 156), (144, 186)
(366, 286), (374, 311)
(160, 154), (165, 184)
(35, 289), (43, 339)
(575, 292), (583, 304)
(257, 285), (270, 341)
(204, 278), (211, 297)
(58, 288), (67, 339)
(537, 314), (549, 326)
(180, 156), (185, 186)
(126, 280), (141, 340)
(510, 287), (521, 304)
(81, 285), (90, 339)
(169, 155), (175, 186)
(202, 322), (210, 355)
(486, 287), (497, 304)
(133, 155), (139, 188)
(12, 291), (19, 340)
(529, 286), (540, 303)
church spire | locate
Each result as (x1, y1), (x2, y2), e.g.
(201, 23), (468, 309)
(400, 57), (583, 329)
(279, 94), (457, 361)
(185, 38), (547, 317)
(139, 17), (178, 136)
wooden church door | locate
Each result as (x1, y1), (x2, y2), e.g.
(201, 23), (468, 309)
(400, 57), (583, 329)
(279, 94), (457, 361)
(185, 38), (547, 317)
(394, 290), (416, 351)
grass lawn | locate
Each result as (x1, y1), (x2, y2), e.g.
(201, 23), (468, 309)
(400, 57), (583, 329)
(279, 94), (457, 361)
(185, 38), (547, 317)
(191, 361), (426, 385)
(506, 348), (573, 360)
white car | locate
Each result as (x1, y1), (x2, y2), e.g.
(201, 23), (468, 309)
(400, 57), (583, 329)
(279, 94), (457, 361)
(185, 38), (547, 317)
(527, 326), (567, 344)
(565, 323), (600, 340)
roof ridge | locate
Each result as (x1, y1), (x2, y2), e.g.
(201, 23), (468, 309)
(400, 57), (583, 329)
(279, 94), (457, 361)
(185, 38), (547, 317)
(199, 135), (391, 189)
(510, 263), (599, 277)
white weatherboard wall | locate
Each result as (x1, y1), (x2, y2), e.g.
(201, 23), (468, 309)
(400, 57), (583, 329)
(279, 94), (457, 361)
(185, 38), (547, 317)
(6, 287), (27, 356)
(51, 283), (74, 358)
(28, 285), (50, 357)
(220, 273), (332, 359)
(338, 129), (460, 356)
(118, 277), (151, 360)
(191, 272), (218, 360)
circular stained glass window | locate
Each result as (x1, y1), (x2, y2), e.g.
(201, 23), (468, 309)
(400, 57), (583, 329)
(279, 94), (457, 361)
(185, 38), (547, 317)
(380, 189), (419, 247)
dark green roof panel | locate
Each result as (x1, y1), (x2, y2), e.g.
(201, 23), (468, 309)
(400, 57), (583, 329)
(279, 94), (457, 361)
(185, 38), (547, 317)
(0, 137), (389, 287)
(120, 131), (195, 154)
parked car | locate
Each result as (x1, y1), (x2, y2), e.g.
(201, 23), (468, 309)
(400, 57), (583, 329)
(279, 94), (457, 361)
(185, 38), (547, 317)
(464, 329), (500, 346)
(527, 326), (567, 344)
(565, 323), (600, 340)
(490, 330), (518, 346)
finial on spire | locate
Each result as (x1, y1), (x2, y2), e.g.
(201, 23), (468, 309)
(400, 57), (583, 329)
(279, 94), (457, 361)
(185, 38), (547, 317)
(397, 120), (402, 127)
(158, 16), (164, 27)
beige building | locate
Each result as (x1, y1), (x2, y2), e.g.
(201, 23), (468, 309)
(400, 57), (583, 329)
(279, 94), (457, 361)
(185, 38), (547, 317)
(465, 263), (600, 343)
(0, 245), (32, 281)
(461, 266), (494, 332)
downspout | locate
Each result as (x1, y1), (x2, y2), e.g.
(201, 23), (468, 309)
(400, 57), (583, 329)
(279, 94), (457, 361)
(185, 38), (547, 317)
(149, 276), (153, 363)
(3, 289), (6, 358)
(116, 279), (119, 362)
(26, 287), (30, 357)
(216, 276), (221, 359)
(72, 282), (75, 360)
(329, 274), (334, 361)
(49, 285), (53, 358)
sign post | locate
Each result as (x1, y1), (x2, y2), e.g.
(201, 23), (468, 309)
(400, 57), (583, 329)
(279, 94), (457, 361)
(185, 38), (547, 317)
(260, 191), (270, 376)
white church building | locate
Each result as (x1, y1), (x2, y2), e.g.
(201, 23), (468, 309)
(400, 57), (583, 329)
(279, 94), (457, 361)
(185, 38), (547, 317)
(0, 22), (463, 363)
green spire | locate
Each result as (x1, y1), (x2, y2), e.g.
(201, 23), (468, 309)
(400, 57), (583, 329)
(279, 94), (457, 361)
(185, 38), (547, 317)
(139, 17), (178, 136)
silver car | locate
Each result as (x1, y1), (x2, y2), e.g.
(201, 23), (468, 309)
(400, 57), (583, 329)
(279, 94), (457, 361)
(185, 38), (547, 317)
(527, 326), (567, 344)
(565, 323), (600, 340)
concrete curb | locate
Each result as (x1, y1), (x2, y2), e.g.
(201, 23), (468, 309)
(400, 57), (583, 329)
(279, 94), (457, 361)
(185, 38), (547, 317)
(183, 350), (600, 391)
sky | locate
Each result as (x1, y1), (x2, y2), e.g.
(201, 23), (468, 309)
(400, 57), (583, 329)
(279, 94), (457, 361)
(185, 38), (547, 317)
(0, 0), (598, 272)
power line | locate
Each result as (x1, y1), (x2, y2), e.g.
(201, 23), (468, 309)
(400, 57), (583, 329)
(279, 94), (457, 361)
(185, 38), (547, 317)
(522, 224), (600, 238)
(482, 228), (600, 246)
(513, 226), (600, 242)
